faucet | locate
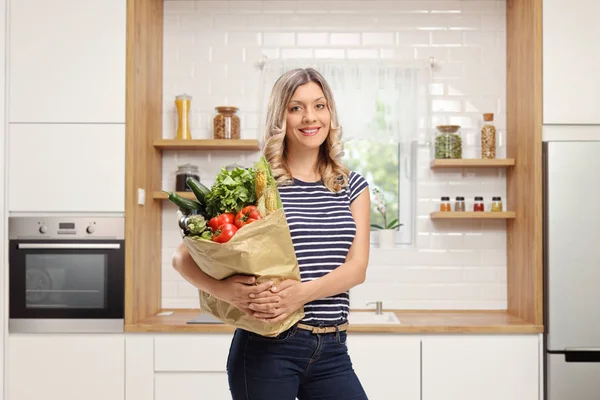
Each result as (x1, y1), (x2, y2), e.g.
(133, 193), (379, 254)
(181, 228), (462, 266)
(366, 301), (383, 315)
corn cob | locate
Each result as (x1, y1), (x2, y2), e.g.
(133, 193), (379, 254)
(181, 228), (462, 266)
(255, 169), (267, 200)
(253, 156), (282, 217)
(264, 185), (278, 214)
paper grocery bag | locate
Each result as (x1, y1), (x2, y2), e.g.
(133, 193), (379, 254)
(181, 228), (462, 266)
(183, 208), (304, 337)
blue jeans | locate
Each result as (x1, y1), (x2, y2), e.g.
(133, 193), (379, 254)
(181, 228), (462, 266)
(226, 324), (368, 400)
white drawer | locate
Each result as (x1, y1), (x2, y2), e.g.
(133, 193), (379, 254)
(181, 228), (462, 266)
(154, 334), (234, 372)
(155, 372), (230, 400)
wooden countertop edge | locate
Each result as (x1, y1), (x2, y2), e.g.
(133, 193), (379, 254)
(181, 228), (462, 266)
(124, 324), (543, 334)
(125, 309), (544, 334)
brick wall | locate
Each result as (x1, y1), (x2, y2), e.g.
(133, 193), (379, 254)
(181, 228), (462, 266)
(161, 0), (508, 310)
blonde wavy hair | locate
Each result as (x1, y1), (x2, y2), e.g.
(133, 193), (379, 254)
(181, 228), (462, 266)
(262, 68), (349, 192)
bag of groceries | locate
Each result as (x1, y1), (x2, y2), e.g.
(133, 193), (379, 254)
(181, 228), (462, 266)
(165, 157), (304, 337)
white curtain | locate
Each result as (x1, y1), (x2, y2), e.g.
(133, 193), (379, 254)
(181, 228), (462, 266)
(257, 59), (432, 145)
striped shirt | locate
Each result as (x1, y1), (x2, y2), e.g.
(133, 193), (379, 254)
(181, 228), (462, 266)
(278, 171), (369, 325)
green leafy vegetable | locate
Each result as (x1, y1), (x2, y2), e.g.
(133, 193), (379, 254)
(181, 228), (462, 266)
(205, 167), (256, 218)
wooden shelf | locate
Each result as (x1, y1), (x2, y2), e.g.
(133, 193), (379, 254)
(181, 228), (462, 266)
(153, 139), (261, 151)
(153, 191), (197, 200)
(430, 159), (516, 168)
(430, 211), (516, 219)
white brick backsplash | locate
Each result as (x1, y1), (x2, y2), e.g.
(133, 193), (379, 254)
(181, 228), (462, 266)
(381, 48), (415, 60)
(226, 31), (262, 46)
(246, 14), (281, 29)
(262, 32), (295, 46)
(314, 48), (345, 59)
(261, 1), (297, 13)
(431, 31), (463, 46)
(397, 31), (430, 46)
(450, 46), (482, 63)
(448, 14), (482, 31)
(297, 32), (329, 47)
(162, 0), (508, 310)
(330, 33), (361, 46)
(362, 32), (395, 46)
(280, 48), (313, 59)
(228, 1), (262, 12)
(464, 31), (498, 47)
(461, 1), (505, 14)
(416, 47), (448, 62)
(347, 49), (379, 59)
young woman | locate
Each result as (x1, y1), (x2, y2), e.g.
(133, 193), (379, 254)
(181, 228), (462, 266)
(171, 68), (371, 399)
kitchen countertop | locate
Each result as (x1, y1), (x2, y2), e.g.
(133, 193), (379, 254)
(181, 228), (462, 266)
(125, 309), (543, 334)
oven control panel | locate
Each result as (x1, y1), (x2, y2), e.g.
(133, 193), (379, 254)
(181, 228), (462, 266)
(9, 217), (124, 240)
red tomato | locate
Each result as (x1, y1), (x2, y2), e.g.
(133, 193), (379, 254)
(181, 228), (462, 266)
(211, 223), (238, 243)
(234, 205), (262, 228)
(208, 213), (235, 231)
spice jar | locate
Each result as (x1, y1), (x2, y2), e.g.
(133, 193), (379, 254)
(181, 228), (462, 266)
(491, 196), (503, 212)
(440, 196), (451, 212)
(473, 196), (484, 212)
(175, 94), (192, 140)
(175, 163), (200, 192)
(213, 106), (240, 140)
(434, 125), (462, 159)
(454, 196), (466, 212)
(481, 113), (496, 159)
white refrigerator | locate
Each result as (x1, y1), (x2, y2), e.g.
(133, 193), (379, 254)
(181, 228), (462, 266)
(544, 141), (600, 399)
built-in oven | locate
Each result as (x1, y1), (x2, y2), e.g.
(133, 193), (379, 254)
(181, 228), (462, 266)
(9, 216), (125, 333)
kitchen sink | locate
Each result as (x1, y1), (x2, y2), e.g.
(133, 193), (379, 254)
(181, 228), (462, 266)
(347, 311), (401, 325)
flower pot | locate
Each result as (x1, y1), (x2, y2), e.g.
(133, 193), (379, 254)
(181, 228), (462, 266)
(378, 229), (396, 249)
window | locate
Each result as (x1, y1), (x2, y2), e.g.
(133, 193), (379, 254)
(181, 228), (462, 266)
(343, 140), (415, 245)
(259, 60), (430, 246)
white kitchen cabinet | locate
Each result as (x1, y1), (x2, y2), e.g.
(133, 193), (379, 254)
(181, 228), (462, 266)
(421, 335), (540, 400)
(8, 0), (125, 123)
(0, 1), (6, 399)
(155, 373), (231, 400)
(7, 334), (125, 400)
(543, 0), (600, 124)
(153, 335), (233, 398)
(347, 334), (421, 400)
(154, 333), (233, 372)
(8, 124), (125, 213)
(126, 335), (154, 400)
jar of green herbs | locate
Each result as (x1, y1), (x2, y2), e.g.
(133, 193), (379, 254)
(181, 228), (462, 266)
(434, 125), (463, 159)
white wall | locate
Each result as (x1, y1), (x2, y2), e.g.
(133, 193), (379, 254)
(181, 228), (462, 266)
(1, 0), (6, 396)
(161, 0), (508, 310)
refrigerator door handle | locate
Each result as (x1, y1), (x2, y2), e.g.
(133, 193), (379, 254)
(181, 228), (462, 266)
(561, 349), (600, 363)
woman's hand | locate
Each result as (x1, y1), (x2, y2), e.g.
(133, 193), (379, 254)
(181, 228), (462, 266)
(249, 280), (309, 323)
(213, 275), (280, 316)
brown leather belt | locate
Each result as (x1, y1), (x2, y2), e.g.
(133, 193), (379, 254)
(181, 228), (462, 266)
(296, 322), (348, 334)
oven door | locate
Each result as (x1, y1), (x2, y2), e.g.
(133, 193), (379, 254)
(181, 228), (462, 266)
(9, 239), (124, 333)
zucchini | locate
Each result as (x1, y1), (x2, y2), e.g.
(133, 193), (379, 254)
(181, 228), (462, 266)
(186, 177), (211, 204)
(164, 191), (204, 214)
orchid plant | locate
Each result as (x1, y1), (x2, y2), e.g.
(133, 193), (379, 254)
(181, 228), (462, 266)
(370, 187), (403, 230)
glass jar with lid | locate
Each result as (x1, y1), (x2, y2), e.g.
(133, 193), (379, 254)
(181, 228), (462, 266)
(175, 163), (200, 192)
(440, 196), (451, 212)
(454, 196), (466, 212)
(213, 106), (240, 140)
(491, 196), (503, 212)
(473, 196), (484, 212)
(434, 125), (463, 159)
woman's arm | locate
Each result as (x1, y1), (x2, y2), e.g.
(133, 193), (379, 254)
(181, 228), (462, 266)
(249, 188), (371, 321)
(171, 242), (221, 294)
(172, 243), (277, 315)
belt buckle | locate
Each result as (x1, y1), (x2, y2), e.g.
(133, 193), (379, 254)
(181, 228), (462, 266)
(312, 326), (328, 334)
